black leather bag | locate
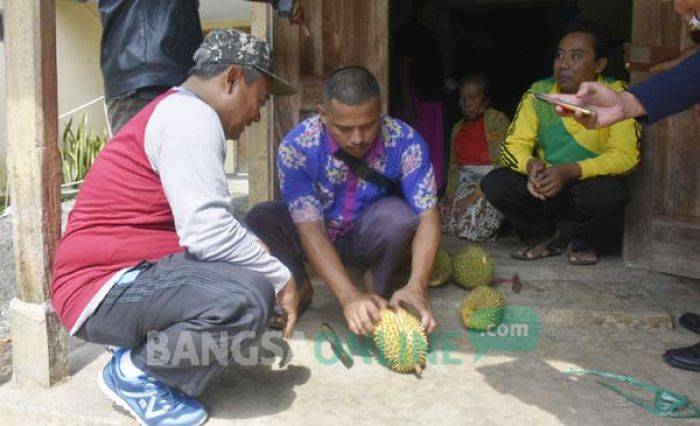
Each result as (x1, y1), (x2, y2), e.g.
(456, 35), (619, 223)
(333, 149), (401, 196)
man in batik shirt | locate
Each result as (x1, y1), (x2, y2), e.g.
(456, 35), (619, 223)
(247, 66), (440, 336)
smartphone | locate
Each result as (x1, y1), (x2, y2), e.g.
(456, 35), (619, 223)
(533, 93), (593, 116)
(689, 15), (700, 31)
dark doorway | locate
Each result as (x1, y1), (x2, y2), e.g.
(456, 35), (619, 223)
(390, 0), (633, 122)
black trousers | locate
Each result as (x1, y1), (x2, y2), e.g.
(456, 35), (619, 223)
(76, 253), (275, 397)
(481, 167), (630, 248)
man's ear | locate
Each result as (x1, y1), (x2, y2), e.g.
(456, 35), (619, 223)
(317, 103), (327, 124)
(225, 66), (243, 94)
(594, 57), (608, 75)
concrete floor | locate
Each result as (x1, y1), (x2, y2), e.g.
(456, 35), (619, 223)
(0, 236), (699, 425)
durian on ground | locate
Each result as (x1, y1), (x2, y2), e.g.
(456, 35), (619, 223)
(460, 286), (505, 332)
(429, 249), (452, 287)
(373, 308), (428, 374)
(452, 245), (494, 289)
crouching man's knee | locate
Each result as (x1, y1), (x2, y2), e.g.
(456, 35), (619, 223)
(480, 167), (522, 209)
(200, 274), (275, 335)
(572, 177), (630, 217)
(245, 201), (290, 234)
(364, 197), (419, 250)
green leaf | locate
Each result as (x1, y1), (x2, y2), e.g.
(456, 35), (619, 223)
(59, 113), (107, 184)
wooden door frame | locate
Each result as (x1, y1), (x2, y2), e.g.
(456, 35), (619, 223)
(248, 1), (389, 204)
(248, 3), (301, 204)
(623, 0), (700, 278)
(247, 4), (277, 205)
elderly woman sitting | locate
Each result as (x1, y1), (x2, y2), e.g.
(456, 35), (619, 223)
(442, 75), (510, 240)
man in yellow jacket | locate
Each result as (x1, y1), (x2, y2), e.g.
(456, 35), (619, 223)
(481, 20), (641, 265)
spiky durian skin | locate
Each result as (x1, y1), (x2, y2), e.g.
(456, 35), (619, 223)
(452, 246), (494, 289)
(373, 308), (428, 373)
(429, 249), (453, 287)
(460, 286), (505, 331)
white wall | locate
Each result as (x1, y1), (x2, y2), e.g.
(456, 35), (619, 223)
(53, 0), (253, 139)
(0, 0), (255, 195)
(0, 39), (5, 198)
(56, 0), (108, 138)
(199, 0), (251, 23)
(0, 1), (106, 197)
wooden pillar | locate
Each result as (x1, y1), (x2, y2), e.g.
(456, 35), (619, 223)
(248, 3), (301, 204)
(271, 7), (301, 200)
(247, 3), (275, 205)
(5, 0), (68, 387)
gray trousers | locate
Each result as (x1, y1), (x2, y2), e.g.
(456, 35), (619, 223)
(76, 252), (275, 397)
(246, 197), (420, 296)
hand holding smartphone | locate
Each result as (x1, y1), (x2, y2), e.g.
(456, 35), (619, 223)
(533, 93), (594, 116)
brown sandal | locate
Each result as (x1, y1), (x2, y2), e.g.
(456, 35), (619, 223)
(566, 243), (598, 266)
(511, 243), (562, 261)
(511, 231), (561, 261)
(269, 278), (314, 330)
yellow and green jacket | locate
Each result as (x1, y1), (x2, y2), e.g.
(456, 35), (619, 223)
(499, 76), (641, 179)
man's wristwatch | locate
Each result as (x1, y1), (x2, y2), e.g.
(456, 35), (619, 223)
(275, 0), (294, 18)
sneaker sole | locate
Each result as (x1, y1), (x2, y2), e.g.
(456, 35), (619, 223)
(97, 370), (209, 426)
(662, 354), (700, 372)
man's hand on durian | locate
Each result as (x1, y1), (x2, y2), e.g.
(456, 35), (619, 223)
(390, 284), (437, 333)
(342, 291), (388, 336)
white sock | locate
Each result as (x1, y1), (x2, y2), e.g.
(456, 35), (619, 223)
(119, 350), (145, 379)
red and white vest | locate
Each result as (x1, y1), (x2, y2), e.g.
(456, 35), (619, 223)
(52, 90), (183, 331)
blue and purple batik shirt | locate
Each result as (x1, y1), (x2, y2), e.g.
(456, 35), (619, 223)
(278, 114), (438, 241)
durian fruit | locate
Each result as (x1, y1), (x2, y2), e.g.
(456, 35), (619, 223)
(373, 308), (428, 375)
(460, 286), (505, 332)
(428, 249), (452, 287)
(452, 245), (494, 289)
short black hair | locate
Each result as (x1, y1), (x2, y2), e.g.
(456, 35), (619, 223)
(458, 74), (491, 100)
(323, 66), (381, 106)
(560, 19), (613, 60)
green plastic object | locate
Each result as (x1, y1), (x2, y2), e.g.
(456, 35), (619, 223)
(320, 323), (354, 369)
(565, 369), (700, 419)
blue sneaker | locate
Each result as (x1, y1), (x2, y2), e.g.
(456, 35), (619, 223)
(98, 349), (208, 426)
(104, 345), (120, 355)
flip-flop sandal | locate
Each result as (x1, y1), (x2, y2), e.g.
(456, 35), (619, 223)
(269, 286), (314, 330)
(511, 245), (562, 261)
(269, 311), (286, 330)
(270, 302), (311, 330)
(511, 231), (561, 261)
(566, 244), (598, 266)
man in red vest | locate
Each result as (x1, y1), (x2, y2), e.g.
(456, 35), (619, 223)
(52, 29), (296, 426)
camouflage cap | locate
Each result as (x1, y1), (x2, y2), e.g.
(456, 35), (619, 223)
(194, 28), (296, 96)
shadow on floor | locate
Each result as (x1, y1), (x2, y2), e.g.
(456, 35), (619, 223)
(16, 232), (697, 424)
(201, 363), (311, 420)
